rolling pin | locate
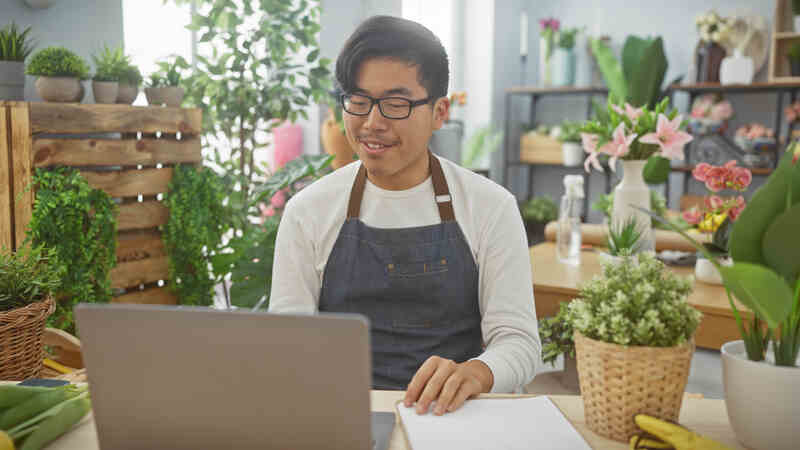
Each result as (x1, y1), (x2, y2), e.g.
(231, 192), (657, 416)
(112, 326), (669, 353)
(544, 222), (710, 253)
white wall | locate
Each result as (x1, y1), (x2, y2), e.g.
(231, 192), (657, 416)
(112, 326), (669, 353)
(461, 0), (495, 168)
(0, 0), (125, 102)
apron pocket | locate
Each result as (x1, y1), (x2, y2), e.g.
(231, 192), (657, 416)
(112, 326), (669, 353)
(386, 258), (449, 277)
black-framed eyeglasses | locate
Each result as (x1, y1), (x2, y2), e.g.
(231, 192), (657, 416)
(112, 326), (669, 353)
(340, 93), (432, 120)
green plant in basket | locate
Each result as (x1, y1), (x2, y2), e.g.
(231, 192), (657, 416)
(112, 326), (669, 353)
(0, 22), (35, 62)
(0, 245), (62, 312)
(25, 46), (89, 80)
(640, 146), (800, 365)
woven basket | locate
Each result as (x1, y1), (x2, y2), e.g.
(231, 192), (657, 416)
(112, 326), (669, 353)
(574, 330), (694, 443)
(0, 297), (55, 381)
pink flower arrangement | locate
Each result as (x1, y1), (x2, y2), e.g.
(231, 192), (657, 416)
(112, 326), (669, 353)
(639, 113), (694, 161)
(784, 100), (800, 124)
(735, 123), (774, 140)
(539, 18), (560, 32)
(682, 161), (752, 233)
(689, 94), (733, 122)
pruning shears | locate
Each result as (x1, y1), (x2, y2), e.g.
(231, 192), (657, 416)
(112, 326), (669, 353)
(629, 414), (732, 450)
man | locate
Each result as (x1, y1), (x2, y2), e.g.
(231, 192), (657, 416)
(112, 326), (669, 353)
(269, 15), (540, 415)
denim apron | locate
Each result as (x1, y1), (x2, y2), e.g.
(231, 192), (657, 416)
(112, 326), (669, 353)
(319, 153), (483, 390)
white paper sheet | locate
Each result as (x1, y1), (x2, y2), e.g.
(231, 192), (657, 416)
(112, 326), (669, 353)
(396, 396), (591, 450)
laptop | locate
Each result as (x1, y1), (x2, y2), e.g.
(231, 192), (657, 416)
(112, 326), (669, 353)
(75, 303), (395, 450)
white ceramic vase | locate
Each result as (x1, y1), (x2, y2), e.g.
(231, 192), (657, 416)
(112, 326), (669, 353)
(561, 142), (583, 167)
(611, 160), (654, 253)
(719, 49), (754, 85)
(721, 340), (800, 450)
(539, 37), (553, 87)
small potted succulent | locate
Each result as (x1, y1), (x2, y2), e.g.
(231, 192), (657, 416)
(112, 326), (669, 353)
(556, 120), (583, 167)
(26, 46), (90, 103)
(0, 245), (62, 380)
(117, 61), (142, 104)
(145, 55), (188, 107)
(91, 45), (127, 104)
(0, 22), (35, 101)
(520, 195), (558, 245)
(598, 216), (646, 265)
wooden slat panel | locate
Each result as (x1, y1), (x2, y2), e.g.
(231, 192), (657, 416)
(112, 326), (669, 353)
(0, 106), (13, 250)
(10, 103), (32, 249)
(81, 168), (173, 198)
(32, 137), (202, 167)
(116, 229), (166, 263)
(29, 103), (202, 135)
(110, 255), (170, 289)
(112, 286), (177, 305)
(117, 200), (169, 231)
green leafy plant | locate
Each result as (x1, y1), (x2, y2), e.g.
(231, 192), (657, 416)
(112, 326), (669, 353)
(163, 165), (227, 306)
(462, 124), (502, 169)
(521, 196), (559, 223)
(91, 45), (127, 82)
(788, 42), (800, 64)
(25, 46), (89, 80)
(149, 55), (187, 87)
(556, 120), (582, 143)
(0, 22), (35, 62)
(556, 27), (581, 49)
(794, 0), (800, 15)
(566, 252), (701, 347)
(540, 302), (575, 366)
(606, 216), (645, 256)
(0, 245), (62, 312)
(26, 168), (117, 334)
(641, 148), (800, 366)
(118, 62), (143, 86)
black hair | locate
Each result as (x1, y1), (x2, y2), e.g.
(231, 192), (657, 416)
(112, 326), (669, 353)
(335, 15), (449, 100)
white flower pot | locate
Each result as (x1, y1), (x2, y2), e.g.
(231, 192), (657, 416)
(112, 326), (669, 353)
(721, 340), (800, 450)
(0, 61), (25, 100)
(561, 142), (583, 167)
(719, 49), (754, 85)
(694, 256), (732, 285)
(611, 160), (654, 253)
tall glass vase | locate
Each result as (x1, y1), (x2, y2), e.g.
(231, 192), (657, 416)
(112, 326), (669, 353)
(611, 160), (654, 253)
(539, 37), (553, 87)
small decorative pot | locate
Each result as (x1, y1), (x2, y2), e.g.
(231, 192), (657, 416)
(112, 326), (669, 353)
(0, 297), (56, 380)
(35, 76), (82, 103)
(552, 47), (576, 86)
(92, 80), (119, 104)
(721, 340), (800, 450)
(116, 83), (139, 104)
(561, 141), (583, 167)
(696, 41), (726, 83)
(694, 255), (732, 285)
(0, 61), (25, 100)
(145, 86), (184, 107)
(719, 49), (754, 85)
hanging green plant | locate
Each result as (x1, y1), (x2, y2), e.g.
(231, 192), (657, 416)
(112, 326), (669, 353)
(163, 164), (226, 306)
(26, 167), (117, 334)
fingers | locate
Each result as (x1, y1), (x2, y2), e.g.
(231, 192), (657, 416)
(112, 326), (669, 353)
(445, 378), (481, 413)
(433, 372), (464, 415)
(415, 359), (457, 414)
(403, 356), (441, 407)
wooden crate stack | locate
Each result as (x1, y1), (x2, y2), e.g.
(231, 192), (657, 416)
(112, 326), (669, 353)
(0, 101), (203, 305)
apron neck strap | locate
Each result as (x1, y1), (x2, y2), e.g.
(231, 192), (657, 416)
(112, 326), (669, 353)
(346, 152), (455, 221)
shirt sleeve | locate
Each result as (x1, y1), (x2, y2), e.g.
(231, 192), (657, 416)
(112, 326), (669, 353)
(471, 194), (541, 393)
(267, 197), (320, 314)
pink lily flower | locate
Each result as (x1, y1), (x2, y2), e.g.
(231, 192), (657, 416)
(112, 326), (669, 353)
(606, 122), (637, 171)
(581, 133), (604, 173)
(612, 102), (644, 121)
(639, 113), (693, 161)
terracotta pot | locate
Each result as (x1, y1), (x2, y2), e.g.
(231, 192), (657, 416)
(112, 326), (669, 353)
(145, 86), (184, 107)
(92, 80), (119, 104)
(321, 113), (354, 169)
(35, 76), (82, 102)
(116, 83), (139, 104)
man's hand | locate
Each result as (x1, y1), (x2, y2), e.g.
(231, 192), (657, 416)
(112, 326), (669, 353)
(402, 356), (494, 415)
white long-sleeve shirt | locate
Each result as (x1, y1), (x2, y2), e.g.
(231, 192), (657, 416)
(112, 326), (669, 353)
(268, 155), (541, 393)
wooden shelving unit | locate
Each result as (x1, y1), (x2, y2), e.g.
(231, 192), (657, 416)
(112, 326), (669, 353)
(769, 0), (800, 82)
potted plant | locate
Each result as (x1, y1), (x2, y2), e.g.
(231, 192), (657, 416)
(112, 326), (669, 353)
(580, 98), (693, 253)
(538, 17), (559, 86)
(644, 147), (800, 450)
(688, 93), (733, 135)
(25, 46), (89, 103)
(565, 252), (702, 442)
(91, 45), (126, 104)
(552, 26), (581, 87)
(520, 195), (558, 245)
(0, 245), (62, 380)
(462, 123), (502, 172)
(693, 10), (733, 83)
(145, 56), (187, 107)
(787, 42), (800, 77)
(598, 216), (645, 265)
(0, 22), (35, 101)
(117, 61), (142, 104)
(680, 161), (751, 285)
(556, 120), (583, 166)
(539, 302), (578, 391)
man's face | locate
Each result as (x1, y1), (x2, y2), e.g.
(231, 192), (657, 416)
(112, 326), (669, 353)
(343, 58), (449, 190)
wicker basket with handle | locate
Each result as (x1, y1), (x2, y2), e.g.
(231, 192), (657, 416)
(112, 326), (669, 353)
(574, 330), (695, 443)
(0, 297), (55, 381)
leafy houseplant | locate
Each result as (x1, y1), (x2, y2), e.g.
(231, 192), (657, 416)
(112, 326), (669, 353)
(0, 22), (35, 101)
(567, 252), (701, 442)
(26, 167), (117, 334)
(91, 45), (127, 103)
(538, 17), (560, 86)
(163, 165), (227, 306)
(0, 245), (62, 380)
(557, 120), (583, 166)
(145, 55), (188, 107)
(462, 124), (502, 170)
(25, 46), (90, 102)
(642, 141), (800, 450)
(520, 196), (558, 245)
(605, 216), (645, 257)
(116, 61), (142, 104)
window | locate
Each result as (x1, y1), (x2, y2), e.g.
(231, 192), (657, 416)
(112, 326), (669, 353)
(402, 0), (455, 92)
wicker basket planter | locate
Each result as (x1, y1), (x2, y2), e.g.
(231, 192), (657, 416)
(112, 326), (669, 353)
(574, 330), (695, 443)
(0, 297), (55, 380)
